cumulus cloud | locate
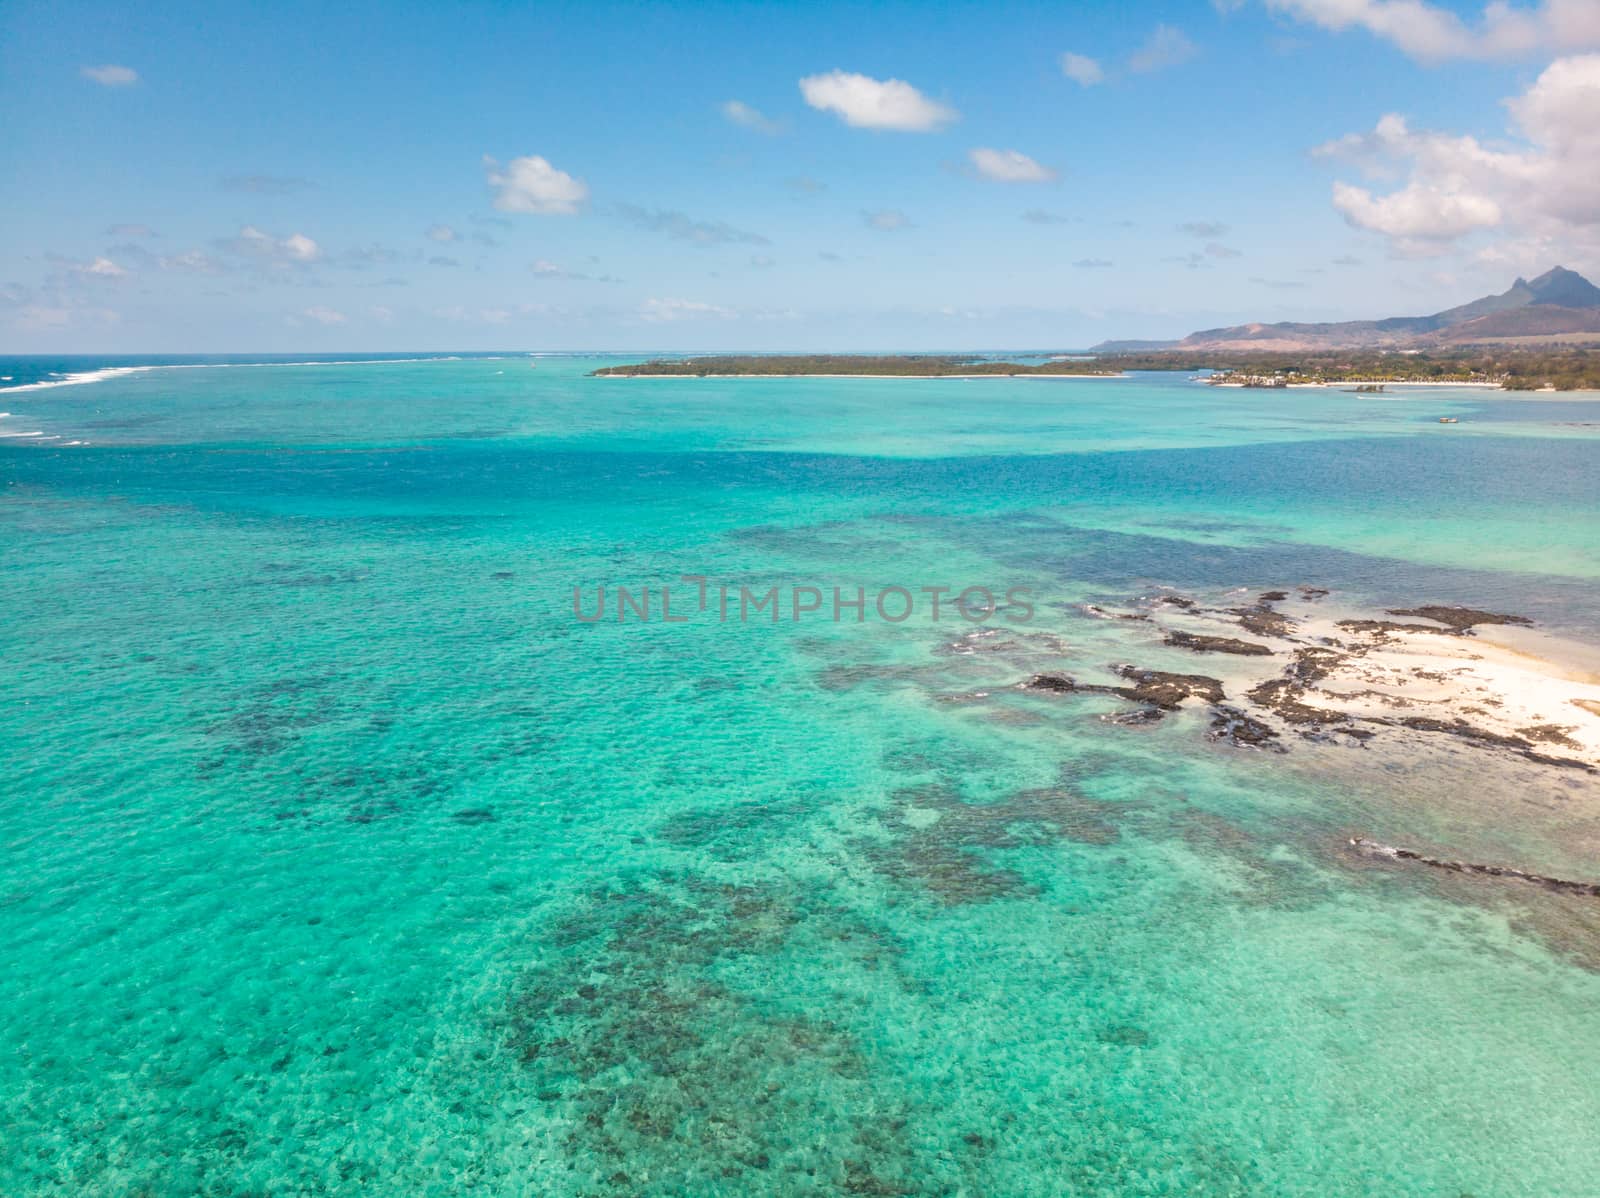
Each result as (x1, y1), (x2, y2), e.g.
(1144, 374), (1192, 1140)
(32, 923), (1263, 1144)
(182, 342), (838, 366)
(968, 147), (1058, 183)
(484, 154), (589, 215)
(1265, 0), (1600, 63)
(721, 100), (782, 134)
(1060, 52), (1105, 85)
(1129, 25), (1199, 73)
(301, 306), (348, 325)
(77, 256), (127, 278)
(283, 233), (320, 261)
(639, 298), (736, 322)
(615, 204), (768, 246)
(799, 70), (957, 131)
(1314, 56), (1600, 256)
(862, 209), (912, 231)
(426, 224), (458, 242)
(217, 225), (323, 264)
(1331, 179), (1502, 240)
(81, 64), (138, 86)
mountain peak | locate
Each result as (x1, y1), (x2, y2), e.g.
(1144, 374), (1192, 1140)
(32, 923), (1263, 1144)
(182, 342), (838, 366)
(1173, 266), (1600, 351)
(1525, 265), (1600, 308)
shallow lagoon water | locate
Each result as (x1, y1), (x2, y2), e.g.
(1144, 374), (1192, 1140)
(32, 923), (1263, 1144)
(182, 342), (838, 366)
(3, 356), (1600, 1195)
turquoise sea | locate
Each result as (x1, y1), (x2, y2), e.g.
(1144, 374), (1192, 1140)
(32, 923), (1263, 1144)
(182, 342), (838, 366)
(4, 354), (1600, 1196)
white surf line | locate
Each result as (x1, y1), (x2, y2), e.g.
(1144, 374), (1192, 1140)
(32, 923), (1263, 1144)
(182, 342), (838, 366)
(0, 366), (157, 393)
(0, 355), (473, 395)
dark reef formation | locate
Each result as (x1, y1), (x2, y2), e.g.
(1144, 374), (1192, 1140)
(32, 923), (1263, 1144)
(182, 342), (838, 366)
(1349, 838), (1600, 898)
(1018, 587), (1595, 772)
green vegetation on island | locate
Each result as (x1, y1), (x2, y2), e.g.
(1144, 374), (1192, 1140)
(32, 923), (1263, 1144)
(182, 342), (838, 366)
(1099, 348), (1600, 391)
(591, 348), (1600, 389)
(591, 355), (1120, 378)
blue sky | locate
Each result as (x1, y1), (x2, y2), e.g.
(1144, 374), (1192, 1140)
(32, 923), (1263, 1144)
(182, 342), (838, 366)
(3, 0), (1597, 350)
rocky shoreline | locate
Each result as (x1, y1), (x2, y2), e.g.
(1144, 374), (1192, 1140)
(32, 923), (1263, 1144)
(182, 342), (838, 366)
(1022, 586), (1600, 773)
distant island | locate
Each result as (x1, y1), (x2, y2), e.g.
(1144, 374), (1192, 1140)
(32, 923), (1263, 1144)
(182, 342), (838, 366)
(591, 354), (1120, 378)
(590, 270), (1600, 391)
(1097, 346), (1599, 390)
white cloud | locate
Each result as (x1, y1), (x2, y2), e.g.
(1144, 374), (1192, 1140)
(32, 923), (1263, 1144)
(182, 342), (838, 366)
(1331, 180), (1502, 240)
(302, 306), (348, 326)
(220, 225), (323, 264)
(721, 100), (782, 134)
(371, 305), (394, 323)
(484, 155), (589, 215)
(798, 70), (957, 131)
(81, 64), (138, 86)
(426, 224), (458, 242)
(1179, 220), (1230, 238)
(968, 148), (1058, 183)
(1266, 0), (1600, 62)
(282, 232), (320, 262)
(1060, 52), (1105, 85)
(1129, 25), (1199, 72)
(106, 223), (156, 238)
(863, 209), (912, 231)
(78, 256), (127, 278)
(639, 298), (736, 322)
(1315, 55), (1600, 256)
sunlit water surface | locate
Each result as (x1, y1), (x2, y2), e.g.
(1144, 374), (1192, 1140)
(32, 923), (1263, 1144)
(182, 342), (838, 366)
(4, 356), (1600, 1195)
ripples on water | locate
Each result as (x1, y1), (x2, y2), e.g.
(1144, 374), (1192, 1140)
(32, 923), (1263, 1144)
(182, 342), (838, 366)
(3, 356), (1600, 1194)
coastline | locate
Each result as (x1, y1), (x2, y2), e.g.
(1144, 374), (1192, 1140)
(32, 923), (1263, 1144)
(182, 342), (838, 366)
(1205, 379), (1507, 391)
(593, 371), (1128, 380)
(1047, 588), (1600, 773)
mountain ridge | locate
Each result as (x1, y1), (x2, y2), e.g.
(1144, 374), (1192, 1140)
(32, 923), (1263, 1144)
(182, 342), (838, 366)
(1096, 267), (1600, 353)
